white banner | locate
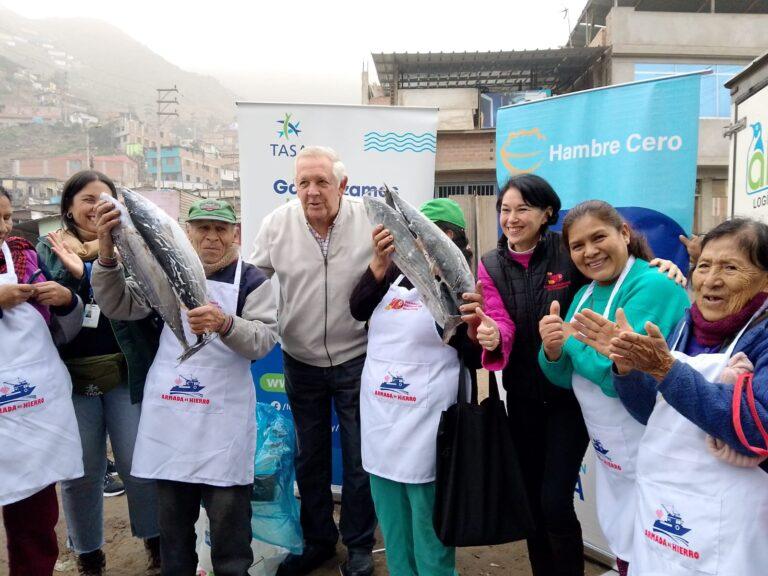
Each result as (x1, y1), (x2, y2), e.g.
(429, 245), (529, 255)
(237, 102), (438, 488)
(730, 84), (768, 221)
(236, 102), (439, 251)
(575, 450), (616, 566)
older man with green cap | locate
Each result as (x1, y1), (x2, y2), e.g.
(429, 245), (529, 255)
(91, 196), (278, 576)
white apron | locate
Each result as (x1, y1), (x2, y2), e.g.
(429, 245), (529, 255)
(131, 259), (256, 487)
(629, 302), (768, 576)
(571, 256), (646, 562)
(0, 241), (83, 505)
(360, 276), (460, 484)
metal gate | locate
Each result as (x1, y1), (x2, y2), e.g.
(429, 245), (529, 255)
(434, 182), (499, 273)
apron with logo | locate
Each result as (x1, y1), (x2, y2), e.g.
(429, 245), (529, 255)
(131, 259), (256, 486)
(571, 256), (646, 561)
(360, 276), (460, 484)
(630, 302), (768, 575)
(0, 241), (83, 505)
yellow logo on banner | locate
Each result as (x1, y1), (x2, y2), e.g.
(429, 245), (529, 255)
(499, 127), (547, 175)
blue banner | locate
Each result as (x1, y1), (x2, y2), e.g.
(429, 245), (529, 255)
(496, 74), (701, 271)
(251, 345), (344, 486)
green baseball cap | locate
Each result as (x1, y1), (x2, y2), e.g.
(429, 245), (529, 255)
(187, 199), (237, 223)
(419, 198), (466, 230)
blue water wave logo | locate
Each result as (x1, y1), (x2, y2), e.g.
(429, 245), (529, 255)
(364, 131), (436, 153)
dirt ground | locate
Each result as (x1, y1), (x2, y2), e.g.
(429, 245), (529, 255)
(0, 492), (612, 575)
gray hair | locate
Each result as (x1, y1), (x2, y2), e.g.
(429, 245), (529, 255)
(295, 146), (347, 186)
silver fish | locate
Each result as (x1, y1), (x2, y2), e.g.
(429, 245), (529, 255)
(363, 196), (452, 331)
(364, 188), (474, 342)
(106, 190), (212, 361)
(385, 187), (475, 312)
(120, 189), (209, 312)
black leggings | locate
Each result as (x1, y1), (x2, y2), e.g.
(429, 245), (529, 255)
(508, 394), (590, 576)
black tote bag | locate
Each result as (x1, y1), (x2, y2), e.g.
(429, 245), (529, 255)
(433, 366), (533, 547)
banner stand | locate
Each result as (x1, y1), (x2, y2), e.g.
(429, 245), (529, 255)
(494, 75), (701, 563)
(239, 102), (439, 492)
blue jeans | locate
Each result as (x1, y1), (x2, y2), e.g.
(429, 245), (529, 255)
(61, 384), (159, 554)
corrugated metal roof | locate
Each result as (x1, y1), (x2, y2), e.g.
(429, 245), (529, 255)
(371, 47), (606, 93)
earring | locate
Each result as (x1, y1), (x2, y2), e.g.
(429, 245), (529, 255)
(66, 212), (73, 219)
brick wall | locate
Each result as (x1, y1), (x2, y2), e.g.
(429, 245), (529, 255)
(436, 131), (496, 172)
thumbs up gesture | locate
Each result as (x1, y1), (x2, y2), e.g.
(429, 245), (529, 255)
(460, 281), (485, 340)
(539, 300), (571, 361)
(475, 307), (501, 352)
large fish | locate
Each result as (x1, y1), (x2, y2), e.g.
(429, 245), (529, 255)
(363, 196), (454, 334)
(103, 190), (212, 362)
(120, 189), (209, 312)
(363, 188), (474, 342)
(385, 187), (475, 313)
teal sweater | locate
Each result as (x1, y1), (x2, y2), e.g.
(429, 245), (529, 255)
(538, 258), (690, 397)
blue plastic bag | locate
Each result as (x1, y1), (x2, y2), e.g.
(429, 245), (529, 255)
(251, 402), (303, 555)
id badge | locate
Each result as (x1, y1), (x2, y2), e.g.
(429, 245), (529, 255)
(82, 303), (101, 328)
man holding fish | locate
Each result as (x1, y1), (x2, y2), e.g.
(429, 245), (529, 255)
(91, 197), (278, 576)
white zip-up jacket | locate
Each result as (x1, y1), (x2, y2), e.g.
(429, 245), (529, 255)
(248, 197), (373, 367)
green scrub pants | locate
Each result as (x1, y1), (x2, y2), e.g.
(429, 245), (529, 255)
(369, 474), (458, 576)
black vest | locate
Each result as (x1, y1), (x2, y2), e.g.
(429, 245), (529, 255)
(481, 230), (587, 403)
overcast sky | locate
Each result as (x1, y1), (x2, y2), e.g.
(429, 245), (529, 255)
(1, 0), (590, 103)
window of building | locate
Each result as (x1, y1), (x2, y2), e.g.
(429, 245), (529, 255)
(186, 174), (190, 182)
(435, 183), (497, 198)
(634, 63), (743, 118)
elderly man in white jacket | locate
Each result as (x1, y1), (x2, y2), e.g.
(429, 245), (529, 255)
(249, 146), (376, 576)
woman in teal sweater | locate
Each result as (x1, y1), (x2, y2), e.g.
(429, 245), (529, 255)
(538, 200), (689, 576)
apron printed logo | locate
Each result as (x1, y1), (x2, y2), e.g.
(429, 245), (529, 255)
(644, 505), (701, 560)
(162, 375), (211, 405)
(592, 439), (622, 471)
(384, 298), (422, 311)
(0, 379), (45, 413)
(375, 373), (417, 403)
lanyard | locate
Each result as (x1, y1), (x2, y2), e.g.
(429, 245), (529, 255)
(84, 261), (94, 302)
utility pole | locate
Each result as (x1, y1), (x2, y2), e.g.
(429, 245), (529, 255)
(60, 72), (69, 125)
(156, 86), (179, 191)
